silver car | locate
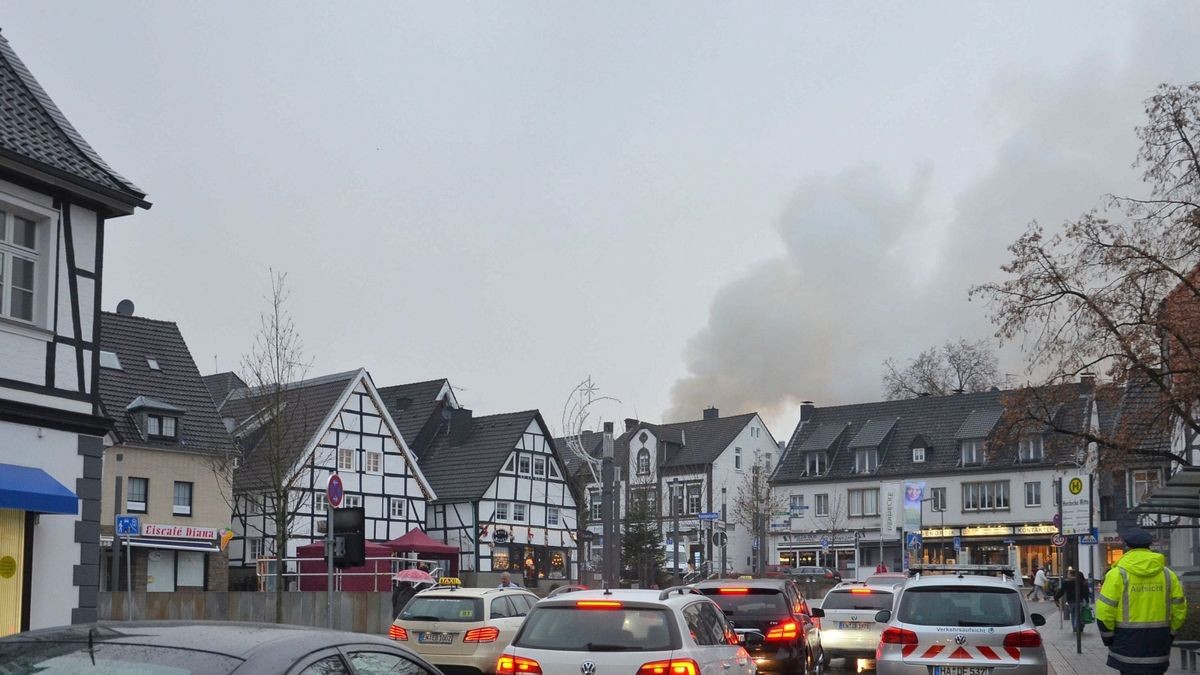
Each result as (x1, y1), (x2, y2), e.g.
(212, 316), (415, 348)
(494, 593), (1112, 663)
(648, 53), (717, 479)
(874, 572), (1048, 675)
(818, 582), (899, 665)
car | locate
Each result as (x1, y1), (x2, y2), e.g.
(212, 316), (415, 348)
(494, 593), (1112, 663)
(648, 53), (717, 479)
(693, 577), (825, 675)
(817, 581), (898, 666)
(789, 566), (842, 582)
(497, 586), (754, 674)
(863, 573), (907, 588)
(390, 579), (540, 674)
(0, 620), (444, 674)
(874, 565), (1048, 675)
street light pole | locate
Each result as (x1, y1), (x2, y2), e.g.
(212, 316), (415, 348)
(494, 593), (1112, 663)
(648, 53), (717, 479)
(672, 478), (680, 586)
(721, 487), (728, 579)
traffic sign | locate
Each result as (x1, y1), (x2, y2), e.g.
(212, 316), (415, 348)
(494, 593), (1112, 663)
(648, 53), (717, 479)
(820, 536), (830, 551)
(116, 515), (140, 536)
(327, 473), (344, 509)
(1081, 527), (1099, 545)
(1051, 534), (1067, 547)
(952, 535), (961, 552)
(906, 532), (922, 550)
(1060, 472), (1091, 536)
(712, 531), (728, 547)
(698, 511), (720, 521)
(1052, 513), (1062, 528)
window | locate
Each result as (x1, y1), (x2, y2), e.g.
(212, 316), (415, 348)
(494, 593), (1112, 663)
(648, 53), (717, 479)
(805, 452), (826, 476)
(146, 358), (161, 371)
(248, 537), (264, 561)
(790, 494), (806, 517)
(670, 484), (685, 515)
(127, 477), (148, 512)
(314, 490), (329, 513)
(1019, 436), (1044, 463)
(686, 484), (702, 514)
(344, 494), (362, 509)
(960, 439), (984, 465)
(365, 451), (382, 474)
(173, 481), (193, 516)
(912, 447), (925, 463)
(502, 455), (516, 473)
(518, 455), (531, 475)
(513, 503), (527, 522)
(637, 449), (651, 475)
(99, 350), (123, 370)
(588, 491), (601, 521)
(337, 448), (354, 471)
(1025, 481), (1041, 507)
(848, 488), (879, 517)
(547, 506), (560, 526)
(390, 498), (406, 518)
(533, 457), (546, 477)
(815, 493), (829, 517)
(1053, 478), (1061, 507)
(0, 210), (39, 323)
(146, 415), (176, 439)
(348, 651), (433, 675)
(497, 502), (510, 521)
(963, 481), (1010, 511)
(765, 452), (772, 467)
(929, 487), (946, 512)
(1130, 469), (1162, 506)
(548, 461), (562, 479)
(854, 448), (878, 474)
(735, 447), (742, 470)
(750, 427), (759, 438)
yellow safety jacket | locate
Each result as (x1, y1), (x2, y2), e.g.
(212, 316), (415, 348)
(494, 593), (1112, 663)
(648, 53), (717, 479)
(1096, 549), (1186, 674)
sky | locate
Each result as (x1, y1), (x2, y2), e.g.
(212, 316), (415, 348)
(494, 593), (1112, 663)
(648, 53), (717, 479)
(2, 2), (1198, 442)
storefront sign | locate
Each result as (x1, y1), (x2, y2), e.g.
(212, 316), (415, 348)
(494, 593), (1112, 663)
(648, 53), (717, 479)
(921, 527), (957, 538)
(962, 525), (1013, 537)
(1060, 472), (1092, 536)
(1014, 524), (1058, 535)
(141, 523), (219, 540)
(881, 482), (901, 539)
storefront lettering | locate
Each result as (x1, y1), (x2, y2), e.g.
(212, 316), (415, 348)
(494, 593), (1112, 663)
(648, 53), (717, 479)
(962, 525), (1013, 537)
(1013, 524), (1058, 535)
(141, 523), (219, 540)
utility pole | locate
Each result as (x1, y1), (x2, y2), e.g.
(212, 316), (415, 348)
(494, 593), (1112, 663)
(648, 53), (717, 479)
(751, 465), (761, 575)
(601, 423), (616, 587)
(671, 478), (681, 586)
(111, 477), (122, 593)
(721, 487), (728, 579)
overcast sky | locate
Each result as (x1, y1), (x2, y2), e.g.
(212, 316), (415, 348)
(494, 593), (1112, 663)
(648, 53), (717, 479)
(3, 2), (1198, 440)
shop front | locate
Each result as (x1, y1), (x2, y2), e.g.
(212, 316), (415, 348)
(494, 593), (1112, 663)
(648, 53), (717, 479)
(777, 531), (893, 575)
(490, 542), (570, 586)
(919, 523), (1062, 580)
(101, 522), (226, 592)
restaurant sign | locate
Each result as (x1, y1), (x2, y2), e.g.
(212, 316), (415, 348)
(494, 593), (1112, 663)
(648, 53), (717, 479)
(1014, 524), (1059, 535)
(962, 525), (1013, 537)
(142, 523), (220, 540)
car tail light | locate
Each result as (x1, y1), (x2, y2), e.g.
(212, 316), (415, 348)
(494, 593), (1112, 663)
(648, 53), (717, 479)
(1003, 630), (1042, 648)
(637, 658), (700, 675)
(497, 654), (542, 674)
(880, 627), (918, 645)
(825, 571), (834, 578)
(388, 624), (408, 641)
(464, 626), (500, 643)
(719, 588), (750, 594)
(765, 621), (799, 641)
(850, 588), (872, 594)
(576, 600), (622, 609)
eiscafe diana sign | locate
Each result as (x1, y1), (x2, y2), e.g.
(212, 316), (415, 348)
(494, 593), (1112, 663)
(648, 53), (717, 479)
(142, 523), (220, 540)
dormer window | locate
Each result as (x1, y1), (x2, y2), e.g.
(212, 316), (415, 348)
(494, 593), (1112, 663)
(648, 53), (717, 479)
(1018, 436), (1044, 463)
(146, 358), (161, 371)
(99, 350), (123, 370)
(912, 447), (926, 463)
(854, 448), (878, 474)
(636, 449), (650, 475)
(960, 439), (985, 466)
(805, 452), (826, 476)
(147, 414), (177, 439)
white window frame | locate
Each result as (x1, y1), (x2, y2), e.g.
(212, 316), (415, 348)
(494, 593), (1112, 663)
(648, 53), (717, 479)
(548, 461), (562, 479)
(963, 480), (1010, 512)
(790, 494), (806, 517)
(1130, 469), (1162, 506)
(686, 484), (702, 515)
(127, 477), (148, 513)
(1019, 437), (1044, 463)
(854, 448), (878, 474)
(343, 494), (362, 509)
(848, 488), (878, 517)
(735, 448), (742, 470)
(805, 452), (826, 475)
(929, 487), (946, 511)
(518, 455), (531, 476)
(960, 439), (984, 466)
(0, 208), (42, 325)
(337, 448), (354, 472)
(588, 491), (601, 521)
(815, 493), (829, 517)
(1024, 481), (1041, 507)
(533, 456), (547, 477)
(512, 503), (527, 523)
(365, 451), (382, 474)
(912, 447), (925, 463)
(501, 455), (516, 473)
(637, 449), (651, 475)
(496, 502), (510, 521)
(390, 497), (406, 519)
(172, 481), (192, 516)
(314, 491), (329, 513)
(547, 506), (560, 526)
(248, 537), (264, 561)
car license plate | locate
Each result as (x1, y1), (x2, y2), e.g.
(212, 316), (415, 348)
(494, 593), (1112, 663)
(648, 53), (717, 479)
(933, 667), (991, 675)
(839, 621), (872, 630)
(419, 632), (454, 644)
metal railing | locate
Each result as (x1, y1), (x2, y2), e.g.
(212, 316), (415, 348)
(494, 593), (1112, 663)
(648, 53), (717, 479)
(253, 554), (441, 592)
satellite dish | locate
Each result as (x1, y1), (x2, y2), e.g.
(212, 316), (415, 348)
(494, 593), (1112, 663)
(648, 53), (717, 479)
(116, 299), (135, 316)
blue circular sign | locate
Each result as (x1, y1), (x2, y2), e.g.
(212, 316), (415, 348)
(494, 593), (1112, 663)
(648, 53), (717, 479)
(820, 536), (830, 549)
(327, 473), (344, 509)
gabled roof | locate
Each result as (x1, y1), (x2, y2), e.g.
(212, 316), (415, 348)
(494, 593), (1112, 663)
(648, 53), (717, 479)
(848, 418), (898, 448)
(202, 372), (246, 410)
(418, 410), (545, 502)
(0, 30), (148, 212)
(556, 429), (605, 480)
(97, 312), (234, 455)
(796, 422), (849, 452)
(377, 379), (455, 456)
(125, 395), (186, 413)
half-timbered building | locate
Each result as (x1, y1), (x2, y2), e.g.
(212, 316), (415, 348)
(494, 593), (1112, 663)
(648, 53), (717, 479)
(420, 409), (579, 590)
(205, 369), (435, 588)
(0, 30), (149, 635)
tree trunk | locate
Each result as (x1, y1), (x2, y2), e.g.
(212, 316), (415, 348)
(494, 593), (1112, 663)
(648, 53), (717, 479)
(274, 526), (286, 623)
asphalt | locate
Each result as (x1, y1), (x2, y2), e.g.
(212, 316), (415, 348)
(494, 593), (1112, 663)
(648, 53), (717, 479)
(1029, 598), (1192, 675)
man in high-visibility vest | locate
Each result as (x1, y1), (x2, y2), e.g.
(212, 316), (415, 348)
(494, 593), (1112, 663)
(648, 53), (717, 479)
(1096, 527), (1187, 675)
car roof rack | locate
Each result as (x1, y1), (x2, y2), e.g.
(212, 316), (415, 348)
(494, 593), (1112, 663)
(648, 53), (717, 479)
(907, 563), (1017, 580)
(658, 585), (702, 601)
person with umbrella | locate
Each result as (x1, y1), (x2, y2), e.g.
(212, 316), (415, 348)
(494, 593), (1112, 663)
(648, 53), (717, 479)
(391, 568), (436, 619)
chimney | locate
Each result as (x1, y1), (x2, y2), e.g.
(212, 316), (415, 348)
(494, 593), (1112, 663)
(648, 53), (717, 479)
(800, 401), (815, 422)
(624, 418), (639, 433)
(450, 408), (473, 445)
(703, 407), (719, 420)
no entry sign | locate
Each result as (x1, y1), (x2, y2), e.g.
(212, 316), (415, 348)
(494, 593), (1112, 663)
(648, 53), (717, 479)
(327, 473), (344, 509)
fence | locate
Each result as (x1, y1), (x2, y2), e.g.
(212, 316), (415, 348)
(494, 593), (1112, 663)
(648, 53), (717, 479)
(99, 591), (394, 634)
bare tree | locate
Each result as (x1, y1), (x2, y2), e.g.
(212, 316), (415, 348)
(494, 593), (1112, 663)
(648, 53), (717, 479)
(972, 82), (1200, 469)
(731, 452), (787, 574)
(882, 338), (1001, 400)
(816, 494), (846, 568)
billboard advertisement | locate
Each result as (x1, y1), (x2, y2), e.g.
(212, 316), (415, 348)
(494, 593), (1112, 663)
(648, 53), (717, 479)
(880, 482), (902, 539)
(903, 481), (926, 532)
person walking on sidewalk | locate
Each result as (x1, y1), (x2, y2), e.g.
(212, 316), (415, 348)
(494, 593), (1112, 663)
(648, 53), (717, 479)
(1053, 568), (1091, 633)
(1028, 566), (1048, 601)
(1096, 527), (1186, 675)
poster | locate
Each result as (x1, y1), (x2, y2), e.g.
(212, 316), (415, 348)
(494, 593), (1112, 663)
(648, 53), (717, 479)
(880, 482), (901, 539)
(903, 481), (926, 533)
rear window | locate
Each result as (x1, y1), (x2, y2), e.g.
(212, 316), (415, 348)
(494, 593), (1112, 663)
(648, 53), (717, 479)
(515, 606), (675, 651)
(898, 586), (1024, 627)
(822, 589), (893, 611)
(400, 596), (483, 622)
(701, 589), (789, 616)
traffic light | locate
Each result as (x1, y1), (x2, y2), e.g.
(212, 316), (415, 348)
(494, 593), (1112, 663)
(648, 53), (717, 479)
(333, 507), (365, 568)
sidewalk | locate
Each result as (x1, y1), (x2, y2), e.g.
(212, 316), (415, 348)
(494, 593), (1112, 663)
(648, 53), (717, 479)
(1030, 599), (1191, 675)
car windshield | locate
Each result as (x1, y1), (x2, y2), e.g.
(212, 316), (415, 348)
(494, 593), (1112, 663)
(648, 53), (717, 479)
(400, 596), (483, 622)
(515, 606), (674, 651)
(0, 642), (243, 674)
(898, 586), (1024, 627)
(822, 590), (893, 610)
(702, 589), (788, 615)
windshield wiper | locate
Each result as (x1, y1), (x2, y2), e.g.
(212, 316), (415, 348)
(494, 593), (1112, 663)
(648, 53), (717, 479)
(587, 643), (637, 651)
(957, 620), (997, 627)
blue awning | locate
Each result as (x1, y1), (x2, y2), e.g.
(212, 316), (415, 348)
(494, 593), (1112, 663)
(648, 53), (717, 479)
(0, 463), (79, 514)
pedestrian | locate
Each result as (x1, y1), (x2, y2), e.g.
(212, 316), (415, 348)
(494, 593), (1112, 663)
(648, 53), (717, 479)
(875, 562), (888, 573)
(391, 580), (417, 619)
(1096, 527), (1186, 675)
(1053, 568), (1090, 633)
(497, 571), (521, 589)
(1028, 566), (1047, 601)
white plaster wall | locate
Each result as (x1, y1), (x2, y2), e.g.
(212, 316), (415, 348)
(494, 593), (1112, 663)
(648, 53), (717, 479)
(0, 329), (47, 384)
(709, 416), (776, 570)
(68, 205), (97, 274)
(0, 420), (83, 629)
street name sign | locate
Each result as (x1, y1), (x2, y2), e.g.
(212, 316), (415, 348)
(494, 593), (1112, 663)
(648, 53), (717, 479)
(698, 511), (719, 521)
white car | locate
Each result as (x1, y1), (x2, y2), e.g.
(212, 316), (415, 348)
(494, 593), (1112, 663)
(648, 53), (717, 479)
(497, 586), (755, 675)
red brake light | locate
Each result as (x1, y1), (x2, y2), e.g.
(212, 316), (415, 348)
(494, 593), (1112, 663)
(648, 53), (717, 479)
(719, 588), (750, 594)
(850, 588), (872, 594)
(388, 624), (408, 641)
(1003, 630), (1042, 648)
(576, 600), (622, 609)
(880, 627), (918, 645)
(497, 654), (543, 675)
(765, 621), (799, 641)
(464, 626), (500, 643)
(637, 658), (700, 675)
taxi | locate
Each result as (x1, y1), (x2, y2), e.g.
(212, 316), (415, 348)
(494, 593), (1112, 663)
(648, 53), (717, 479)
(389, 577), (539, 674)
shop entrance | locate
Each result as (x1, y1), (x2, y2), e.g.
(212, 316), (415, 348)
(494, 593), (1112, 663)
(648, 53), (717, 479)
(0, 509), (27, 637)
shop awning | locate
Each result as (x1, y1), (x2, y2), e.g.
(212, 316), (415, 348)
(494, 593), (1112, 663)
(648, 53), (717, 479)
(1131, 467), (1200, 519)
(101, 536), (220, 553)
(0, 463), (78, 514)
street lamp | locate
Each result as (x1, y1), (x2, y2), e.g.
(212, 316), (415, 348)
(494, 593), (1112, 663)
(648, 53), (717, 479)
(920, 497), (946, 562)
(671, 478), (681, 586)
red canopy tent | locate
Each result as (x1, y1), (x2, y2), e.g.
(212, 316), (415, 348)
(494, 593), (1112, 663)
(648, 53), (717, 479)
(296, 540), (393, 591)
(385, 529), (459, 575)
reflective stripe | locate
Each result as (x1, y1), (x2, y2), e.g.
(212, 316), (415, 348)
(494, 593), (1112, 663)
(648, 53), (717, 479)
(1119, 568), (1130, 623)
(1114, 621), (1170, 628)
(1109, 653), (1171, 665)
(1099, 630), (1114, 638)
(1164, 569), (1172, 618)
(1172, 597), (1187, 604)
(1097, 594), (1118, 607)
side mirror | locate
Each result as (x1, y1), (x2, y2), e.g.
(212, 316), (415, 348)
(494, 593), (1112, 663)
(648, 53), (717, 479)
(875, 610), (892, 623)
(1031, 613), (1046, 627)
(810, 607), (825, 618)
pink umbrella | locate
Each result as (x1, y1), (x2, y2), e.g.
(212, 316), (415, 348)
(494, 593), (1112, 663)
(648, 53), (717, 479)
(393, 568), (435, 584)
